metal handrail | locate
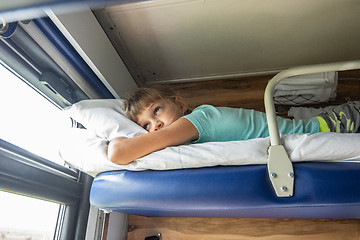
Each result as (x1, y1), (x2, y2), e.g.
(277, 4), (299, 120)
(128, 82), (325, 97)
(264, 60), (360, 197)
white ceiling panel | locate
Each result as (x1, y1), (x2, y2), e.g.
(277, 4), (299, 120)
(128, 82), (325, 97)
(94, 0), (360, 84)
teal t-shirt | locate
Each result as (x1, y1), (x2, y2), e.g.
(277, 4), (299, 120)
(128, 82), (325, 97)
(182, 105), (320, 143)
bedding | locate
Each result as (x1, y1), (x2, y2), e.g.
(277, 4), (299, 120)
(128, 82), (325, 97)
(273, 71), (337, 105)
(60, 99), (360, 177)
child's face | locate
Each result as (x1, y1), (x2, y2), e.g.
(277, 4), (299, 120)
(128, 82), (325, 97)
(136, 98), (185, 132)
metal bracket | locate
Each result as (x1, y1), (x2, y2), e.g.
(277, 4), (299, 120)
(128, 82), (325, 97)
(267, 145), (294, 197)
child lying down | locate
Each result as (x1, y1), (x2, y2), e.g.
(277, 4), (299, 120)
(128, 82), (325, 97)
(107, 87), (360, 165)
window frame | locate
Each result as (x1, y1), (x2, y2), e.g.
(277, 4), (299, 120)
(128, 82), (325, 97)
(0, 14), (108, 239)
(0, 139), (93, 240)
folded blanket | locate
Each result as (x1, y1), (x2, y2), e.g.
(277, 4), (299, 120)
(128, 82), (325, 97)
(59, 129), (360, 177)
(273, 72), (337, 105)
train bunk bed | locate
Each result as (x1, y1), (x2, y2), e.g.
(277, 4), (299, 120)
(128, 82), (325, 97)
(61, 61), (360, 219)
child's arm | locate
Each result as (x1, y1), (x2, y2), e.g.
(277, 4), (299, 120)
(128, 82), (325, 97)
(107, 118), (198, 165)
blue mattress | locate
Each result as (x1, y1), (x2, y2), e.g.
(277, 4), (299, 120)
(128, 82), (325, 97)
(90, 162), (360, 218)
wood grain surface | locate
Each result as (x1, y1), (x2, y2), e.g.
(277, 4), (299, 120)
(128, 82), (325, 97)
(128, 215), (360, 240)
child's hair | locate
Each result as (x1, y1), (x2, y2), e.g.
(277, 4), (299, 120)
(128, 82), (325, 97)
(124, 87), (177, 122)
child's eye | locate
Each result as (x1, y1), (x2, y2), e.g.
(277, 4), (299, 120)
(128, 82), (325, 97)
(143, 123), (150, 131)
(154, 107), (161, 115)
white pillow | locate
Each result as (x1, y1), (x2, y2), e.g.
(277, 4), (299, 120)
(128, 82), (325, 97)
(63, 99), (146, 140)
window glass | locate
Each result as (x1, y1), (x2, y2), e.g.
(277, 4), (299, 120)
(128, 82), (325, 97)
(0, 191), (60, 240)
(0, 64), (72, 165)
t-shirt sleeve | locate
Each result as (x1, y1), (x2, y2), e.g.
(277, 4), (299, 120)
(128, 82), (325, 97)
(182, 105), (217, 143)
(181, 105), (262, 143)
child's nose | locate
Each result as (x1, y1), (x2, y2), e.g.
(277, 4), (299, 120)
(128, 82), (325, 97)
(153, 121), (163, 131)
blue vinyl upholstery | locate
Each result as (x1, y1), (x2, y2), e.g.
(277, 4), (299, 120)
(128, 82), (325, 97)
(90, 162), (360, 218)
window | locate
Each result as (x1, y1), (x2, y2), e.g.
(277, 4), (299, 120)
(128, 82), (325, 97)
(0, 18), (94, 240)
(0, 59), (94, 239)
(0, 62), (71, 165)
(0, 191), (60, 240)
(0, 61), (69, 239)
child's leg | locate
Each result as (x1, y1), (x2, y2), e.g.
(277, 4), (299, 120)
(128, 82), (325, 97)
(317, 101), (360, 133)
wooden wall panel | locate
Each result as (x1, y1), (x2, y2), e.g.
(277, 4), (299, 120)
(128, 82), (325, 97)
(153, 70), (360, 113)
(127, 215), (360, 240)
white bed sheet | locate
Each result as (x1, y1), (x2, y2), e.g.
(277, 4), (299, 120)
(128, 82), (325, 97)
(59, 129), (360, 177)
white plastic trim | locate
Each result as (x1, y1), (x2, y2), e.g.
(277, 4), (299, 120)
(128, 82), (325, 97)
(19, 21), (102, 99)
(46, 7), (138, 98)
